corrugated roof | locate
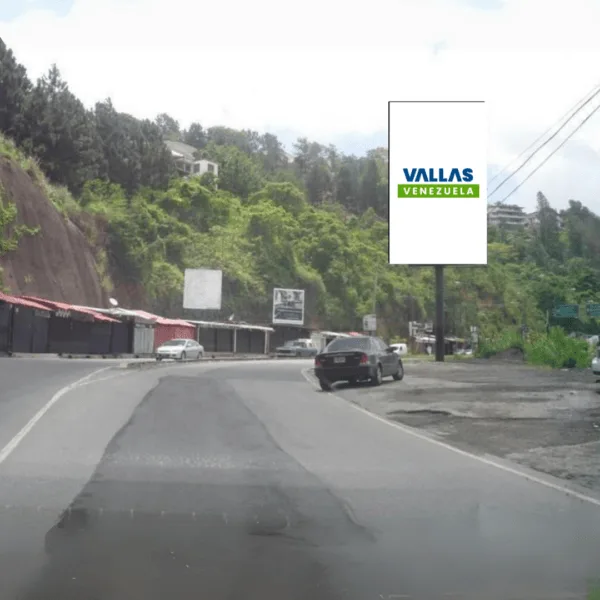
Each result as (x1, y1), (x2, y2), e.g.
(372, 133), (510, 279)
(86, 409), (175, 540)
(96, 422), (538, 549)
(82, 306), (156, 324)
(20, 296), (120, 323)
(21, 295), (71, 311)
(133, 310), (195, 328)
(0, 291), (51, 311)
(165, 140), (197, 161)
(186, 320), (274, 333)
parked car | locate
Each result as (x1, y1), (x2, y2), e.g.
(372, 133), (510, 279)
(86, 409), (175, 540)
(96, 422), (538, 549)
(314, 335), (404, 391)
(592, 346), (600, 381)
(156, 338), (204, 361)
(275, 338), (318, 357)
(389, 342), (408, 356)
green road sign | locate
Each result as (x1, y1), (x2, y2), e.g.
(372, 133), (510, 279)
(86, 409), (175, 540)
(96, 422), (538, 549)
(586, 303), (600, 318)
(552, 304), (579, 318)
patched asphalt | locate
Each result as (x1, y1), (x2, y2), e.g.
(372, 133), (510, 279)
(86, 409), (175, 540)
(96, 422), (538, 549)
(0, 359), (599, 599)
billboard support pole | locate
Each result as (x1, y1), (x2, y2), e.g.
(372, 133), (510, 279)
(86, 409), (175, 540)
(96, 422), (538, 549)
(435, 265), (445, 362)
(372, 271), (378, 336)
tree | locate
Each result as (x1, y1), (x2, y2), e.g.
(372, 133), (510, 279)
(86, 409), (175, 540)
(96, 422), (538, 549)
(260, 133), (287, 172)
(203, 143), (264, 199)
(0, 39), (31, 140)
(249, 182), (306, 216)
(335, 159), (359, 211)
(358, 158), (380, 213)
(535, 191), (563, 262)
(183, 122), (207, 149)
(95, 100), (174, 194)
(155, 113), (180, 141)
(20, 65), (102, 193)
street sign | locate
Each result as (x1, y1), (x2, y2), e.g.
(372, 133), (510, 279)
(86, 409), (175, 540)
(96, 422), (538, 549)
(586, 303), (600, 318)
(552, 304), (579, 318)
(363, 314), (376, 331)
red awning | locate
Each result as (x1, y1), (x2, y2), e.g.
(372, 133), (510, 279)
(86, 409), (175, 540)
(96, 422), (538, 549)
(0, 291), (51, 311)
(19, 295), (120, 323)
(132, 310), (194, 328)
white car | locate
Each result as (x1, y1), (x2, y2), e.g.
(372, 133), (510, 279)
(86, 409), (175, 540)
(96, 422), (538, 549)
(592, 347), (600, 379)
(156, 339), (204, 361)
(389, 343), (408, 357)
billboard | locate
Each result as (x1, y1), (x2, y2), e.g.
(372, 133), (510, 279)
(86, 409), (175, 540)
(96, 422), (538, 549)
(183, 268), (222, 310)
(272, 288), (305, 326)
(388, 100), (488, 266)
(362, 314), (376, 331)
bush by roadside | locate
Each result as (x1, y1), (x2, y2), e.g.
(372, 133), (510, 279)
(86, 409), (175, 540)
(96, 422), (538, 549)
(477, 327), (594, 369)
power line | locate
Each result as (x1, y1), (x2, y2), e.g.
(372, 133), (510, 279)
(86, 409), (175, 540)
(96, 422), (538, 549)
(489, 81), (600, 186)
(497, 101), (600, 204)
(489, 84), (600, 200)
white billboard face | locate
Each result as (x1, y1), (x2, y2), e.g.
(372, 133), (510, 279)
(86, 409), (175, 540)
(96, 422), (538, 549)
(183, 269), (222, 310)
(388, 101), (488, 266)
(272, 288), (305, 326)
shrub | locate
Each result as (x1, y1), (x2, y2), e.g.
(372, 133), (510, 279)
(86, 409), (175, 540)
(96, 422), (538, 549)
(525, 327), (594, 369)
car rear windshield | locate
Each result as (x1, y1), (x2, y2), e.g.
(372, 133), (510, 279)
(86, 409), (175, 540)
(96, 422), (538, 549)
(325, 337), (371, 352)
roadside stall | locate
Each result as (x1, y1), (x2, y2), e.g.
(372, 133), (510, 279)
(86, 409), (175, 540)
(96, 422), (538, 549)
(133, 311), (195, 351)
(187, 320), (274, 354)
(20, 296), (119, 355)
(0, 292), (51, 354)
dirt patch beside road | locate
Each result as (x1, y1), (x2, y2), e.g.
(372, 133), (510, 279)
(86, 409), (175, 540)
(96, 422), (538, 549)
(335, 360), (600, 492)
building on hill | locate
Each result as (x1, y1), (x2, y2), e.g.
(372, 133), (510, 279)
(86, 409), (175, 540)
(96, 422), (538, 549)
(487, 203), (528, 228)
(487, 203), (565, 231)
(525, 210), (564, 230)
(165, 140), (219, 178)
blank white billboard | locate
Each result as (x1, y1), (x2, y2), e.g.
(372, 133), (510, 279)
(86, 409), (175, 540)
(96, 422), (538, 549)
(183, 269), (222, 310)
(388, 100), (488, 266)
(272, 288), (305, 326)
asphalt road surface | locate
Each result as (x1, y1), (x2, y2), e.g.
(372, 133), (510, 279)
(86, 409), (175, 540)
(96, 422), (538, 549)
(1, 358), (600, 599)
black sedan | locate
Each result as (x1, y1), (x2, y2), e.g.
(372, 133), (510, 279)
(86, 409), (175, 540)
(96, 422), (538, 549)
(314, 335), (404, 391)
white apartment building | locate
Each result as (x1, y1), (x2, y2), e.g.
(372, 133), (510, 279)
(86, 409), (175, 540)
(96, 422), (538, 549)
(165, 140), (219, 179)
(487, 203), (528, 227)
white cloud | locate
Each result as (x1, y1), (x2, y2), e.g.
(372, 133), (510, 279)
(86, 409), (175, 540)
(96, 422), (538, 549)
(3, 0), (600, 212)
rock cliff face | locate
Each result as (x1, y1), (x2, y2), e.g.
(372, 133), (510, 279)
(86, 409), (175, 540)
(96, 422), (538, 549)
(0, 156), (107, 306)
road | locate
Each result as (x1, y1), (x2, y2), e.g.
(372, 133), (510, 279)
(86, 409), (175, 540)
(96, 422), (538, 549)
(335, 359), (600, 492)
(0, 357), (600, 599)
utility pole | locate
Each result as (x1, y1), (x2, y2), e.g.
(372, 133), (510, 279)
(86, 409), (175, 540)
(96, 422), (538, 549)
(435, 265), (445, 362)
(372, 271), (378, 336)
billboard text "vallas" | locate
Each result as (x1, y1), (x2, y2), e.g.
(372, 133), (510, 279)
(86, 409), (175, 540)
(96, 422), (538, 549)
(398, 167), (479, 198)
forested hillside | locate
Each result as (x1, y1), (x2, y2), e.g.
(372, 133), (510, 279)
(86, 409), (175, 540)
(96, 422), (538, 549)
(1, 38), (599, 340)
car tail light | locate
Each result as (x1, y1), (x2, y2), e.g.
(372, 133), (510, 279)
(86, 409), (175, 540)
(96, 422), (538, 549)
(315, 356), (322, 367)
(360, 353), (369, 364)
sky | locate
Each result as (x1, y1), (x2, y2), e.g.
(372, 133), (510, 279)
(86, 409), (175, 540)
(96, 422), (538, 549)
(2, 0), (600, 213)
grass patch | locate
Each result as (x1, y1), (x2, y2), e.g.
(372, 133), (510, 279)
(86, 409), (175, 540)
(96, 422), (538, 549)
(0, 134), (23, 164)
(477, 328), (524, 358)
(477, 326), (594, 369)
(44, 183), (81, 219)
(526, 327), (593, 369)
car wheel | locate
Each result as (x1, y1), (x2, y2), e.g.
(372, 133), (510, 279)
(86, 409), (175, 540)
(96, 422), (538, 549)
(371, 365), (383, 386)
(180, 351), (187, 362)
(319, 379), (332, 392)
(393, 361), (404, 381)
(347, 377), (357, 386)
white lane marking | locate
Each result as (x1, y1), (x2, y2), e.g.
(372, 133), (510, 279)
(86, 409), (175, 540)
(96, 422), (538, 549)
(0, 366), (113, 465)
(300, 368), (600, 508)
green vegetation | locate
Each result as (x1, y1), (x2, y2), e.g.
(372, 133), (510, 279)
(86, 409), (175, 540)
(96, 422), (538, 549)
(478, 326), (594, 369)
(0, 39), (599, 360)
